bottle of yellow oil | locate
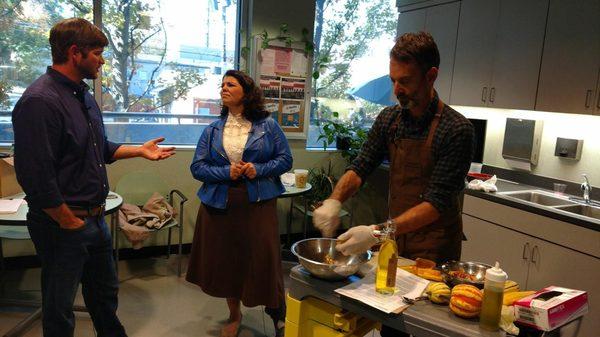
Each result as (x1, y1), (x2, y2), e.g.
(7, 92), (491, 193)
(479, 262), (507, 331)
(375, 222), (397, 295)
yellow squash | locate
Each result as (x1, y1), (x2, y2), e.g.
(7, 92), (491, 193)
(449, 284), (483, 318)
(503, 291), (536, 306)
(426, 282), (451, 304)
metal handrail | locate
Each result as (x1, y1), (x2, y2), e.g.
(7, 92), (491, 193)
(0, 109), (221, 125)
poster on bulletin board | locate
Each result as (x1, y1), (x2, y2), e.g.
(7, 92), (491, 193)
(250, 36), (312, 139)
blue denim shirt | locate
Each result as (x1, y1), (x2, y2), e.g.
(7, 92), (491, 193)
(190, 116), (292, 209)
(12, 67), (120, 210)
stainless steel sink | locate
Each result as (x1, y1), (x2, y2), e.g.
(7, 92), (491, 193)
(499, 190), (576, 207)
(554, 204), (600, 220)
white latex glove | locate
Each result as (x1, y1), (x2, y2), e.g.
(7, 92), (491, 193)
(312, 199), (341, 237)
(335, 225), (379, 256)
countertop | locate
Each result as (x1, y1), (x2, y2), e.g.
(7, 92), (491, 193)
(464, 179), (600, 232)
(289, 265), (504, 337)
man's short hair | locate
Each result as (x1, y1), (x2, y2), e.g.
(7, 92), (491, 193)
(390, 32), (440, 74)
(49, 18), (108, 64)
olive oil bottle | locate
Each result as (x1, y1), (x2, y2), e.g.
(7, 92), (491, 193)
(375, 222), (397, 295)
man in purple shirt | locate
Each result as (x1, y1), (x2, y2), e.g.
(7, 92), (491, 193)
(12, 18), (175, 337)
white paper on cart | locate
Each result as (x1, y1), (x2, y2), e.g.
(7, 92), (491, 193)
(334, 268), (429, 314)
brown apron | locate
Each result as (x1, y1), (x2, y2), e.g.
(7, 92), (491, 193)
(388, 100), (462, 264)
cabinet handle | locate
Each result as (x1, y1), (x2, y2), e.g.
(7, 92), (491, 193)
(489, 87), (495, 103)
(522, 242), (530, 261)
(530, 245), (539, 265)
(585, 90), (593, 108)
(481, 87), (488, 103)
(597, 91), (600, 109)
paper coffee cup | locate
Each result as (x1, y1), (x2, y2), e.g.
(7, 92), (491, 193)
(294, 169), (308, 188)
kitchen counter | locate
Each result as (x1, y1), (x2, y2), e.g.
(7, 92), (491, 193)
(464, 179), (600, 232)
(289, 265), (504, 337)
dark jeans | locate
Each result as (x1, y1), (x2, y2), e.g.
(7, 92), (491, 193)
(27, 210), (127, 337)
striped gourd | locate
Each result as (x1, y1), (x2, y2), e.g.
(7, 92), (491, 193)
(449, 284), (483, 318)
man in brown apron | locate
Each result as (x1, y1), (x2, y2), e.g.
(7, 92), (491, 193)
(314, 32), (473, 336)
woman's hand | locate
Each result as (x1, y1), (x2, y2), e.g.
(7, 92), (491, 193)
(239, 161), (257, 179)
(230, 162), (244, 180)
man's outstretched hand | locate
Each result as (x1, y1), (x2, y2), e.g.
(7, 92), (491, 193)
(140, 137), (176, 161)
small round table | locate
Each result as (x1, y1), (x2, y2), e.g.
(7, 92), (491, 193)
(279, 184), (312, 247)
(0, 192), (123, 337)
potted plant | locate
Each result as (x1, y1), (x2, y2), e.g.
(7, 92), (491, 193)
(317, 111), (368, 163)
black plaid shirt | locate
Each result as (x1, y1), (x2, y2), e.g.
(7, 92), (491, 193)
(348, 95), (474, 212)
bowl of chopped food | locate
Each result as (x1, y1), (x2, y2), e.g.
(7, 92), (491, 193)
(440, 260), (492, 289)
(291, 238), (372, 281)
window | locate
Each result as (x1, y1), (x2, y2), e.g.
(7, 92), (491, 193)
(307, 0), (398, 149)
(0, 1), (92, 143)
(0, 0), (241, 145)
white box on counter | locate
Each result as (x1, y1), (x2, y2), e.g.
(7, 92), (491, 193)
(514, 286), (588, 331)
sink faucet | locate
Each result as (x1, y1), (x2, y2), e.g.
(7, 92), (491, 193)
(581, 174), (592, 204)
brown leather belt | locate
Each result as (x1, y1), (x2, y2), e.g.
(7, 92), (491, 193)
(69, 204), (105, 218)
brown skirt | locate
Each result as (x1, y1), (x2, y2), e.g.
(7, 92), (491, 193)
(185, 183), (284, 308)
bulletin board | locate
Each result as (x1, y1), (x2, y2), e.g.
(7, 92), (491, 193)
(250, 36), (312, 139)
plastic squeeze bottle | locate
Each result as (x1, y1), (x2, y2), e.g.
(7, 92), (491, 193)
(479, 262), (508, 331)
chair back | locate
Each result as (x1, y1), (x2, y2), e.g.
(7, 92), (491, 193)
(114, 170), (170, 206)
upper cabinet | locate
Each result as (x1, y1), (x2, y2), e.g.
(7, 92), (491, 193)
(396, 1), (460, 102)
(536, 0), (600, 115)
(450, 0), (549, 109)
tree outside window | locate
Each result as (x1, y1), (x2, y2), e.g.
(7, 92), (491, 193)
(0, 0), (240, 145)
(308, 0), (397, 148)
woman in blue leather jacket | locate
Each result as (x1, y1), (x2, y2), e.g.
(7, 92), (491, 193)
(186, 70), (292, 337)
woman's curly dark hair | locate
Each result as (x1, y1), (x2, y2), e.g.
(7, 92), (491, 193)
(220, 70), (269, 121)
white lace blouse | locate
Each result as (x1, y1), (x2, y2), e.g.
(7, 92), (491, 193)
(222, 113), (252, 163)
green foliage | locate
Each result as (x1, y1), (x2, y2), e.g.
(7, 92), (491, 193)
(302, 161), (336, 210)
(0, 0), (205, 113)
(312, 0), (397, 101)
(0, 79), (11, 109)
(0, 0), (59, 106)
(317, 111), (368, 163)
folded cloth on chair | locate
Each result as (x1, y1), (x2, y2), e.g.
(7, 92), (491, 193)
(117, 193), (176, 249)
(142, 192), (175, 229)
(118, 204), (153, 249)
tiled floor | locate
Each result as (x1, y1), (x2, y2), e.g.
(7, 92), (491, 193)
(1, 256), (380, 337)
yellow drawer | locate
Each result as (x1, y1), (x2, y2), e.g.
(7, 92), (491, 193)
(285, 293), (380, 337)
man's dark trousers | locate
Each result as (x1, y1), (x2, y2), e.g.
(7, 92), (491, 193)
(27, 210), (127, 337)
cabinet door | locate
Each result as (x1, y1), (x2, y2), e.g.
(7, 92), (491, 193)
(536, 0), (600, 114)
(461, 214), (530, 287)
(488, 0), (548, 109)
(595, 69), (600, 115)
(396, 3), (459, 102)
(449, 0), (499, 106)
(396, 7), (426, 35)
(424, 2), (459, 103)
(527, 239), (600, 337)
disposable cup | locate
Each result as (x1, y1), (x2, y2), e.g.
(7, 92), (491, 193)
(294, 169), (308, 188)
(553, 183), (567, 195)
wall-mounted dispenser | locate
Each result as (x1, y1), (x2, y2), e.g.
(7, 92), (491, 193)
(502, 118), (543, 170)
(554, 137), (583, 160)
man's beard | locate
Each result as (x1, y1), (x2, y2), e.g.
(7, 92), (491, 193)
(76, 61), (98, 80)
(397, 96), (418, 110)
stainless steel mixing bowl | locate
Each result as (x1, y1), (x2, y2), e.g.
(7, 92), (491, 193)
(291, 238), (372, 281)
(440, 260), (492, 289)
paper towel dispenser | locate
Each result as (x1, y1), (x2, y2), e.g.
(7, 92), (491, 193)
(502, 118), (543, 165)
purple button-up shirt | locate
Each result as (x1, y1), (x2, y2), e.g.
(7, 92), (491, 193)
(12, 67), (120, 210)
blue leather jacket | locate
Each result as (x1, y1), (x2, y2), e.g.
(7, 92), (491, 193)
(190, 116), (293, 209)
